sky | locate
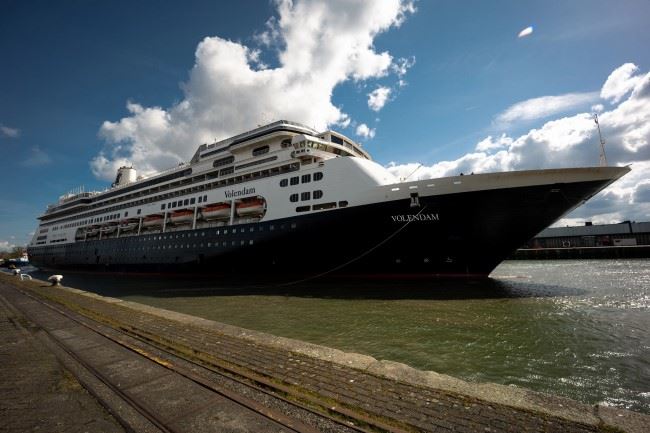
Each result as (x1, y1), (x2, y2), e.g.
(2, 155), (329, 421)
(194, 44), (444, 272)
(1, 0), (650, 250)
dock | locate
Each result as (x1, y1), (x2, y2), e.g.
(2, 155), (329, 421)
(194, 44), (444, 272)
(1, 272), (647, 433)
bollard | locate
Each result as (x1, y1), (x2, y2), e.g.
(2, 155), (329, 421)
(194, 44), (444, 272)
(48, 275), (63, 286)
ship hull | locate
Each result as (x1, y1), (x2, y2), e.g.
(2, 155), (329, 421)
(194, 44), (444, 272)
(27, 176), (613, 279)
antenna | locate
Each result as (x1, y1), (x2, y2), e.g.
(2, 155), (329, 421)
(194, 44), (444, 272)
(403, 164), (422, 182)
(593, 113), (608, 167)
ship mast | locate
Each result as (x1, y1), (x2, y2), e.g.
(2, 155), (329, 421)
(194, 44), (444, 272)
(593, 113), (608, 167)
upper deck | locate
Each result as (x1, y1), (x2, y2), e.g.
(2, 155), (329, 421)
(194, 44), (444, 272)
(39, 120), (370, 222)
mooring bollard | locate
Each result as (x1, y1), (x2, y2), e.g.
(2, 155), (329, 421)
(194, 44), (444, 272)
(48, 275), (63, 286)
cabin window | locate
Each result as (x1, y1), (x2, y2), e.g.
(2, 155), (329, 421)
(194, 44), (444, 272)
(330, 135), (343, 145)
(161, 204), (166, 210)
(213, 156), (234, 167)
(301, 174), (311, 183)
(252, 145), (269, 156)
(313, 190), (323, 199)
(313, 202), (336, 211)
(125, 212), (129, 217)
(190, 198), (195, 205)
(296, 205), (311, 212)
(281, 139), (292, 148)
(220, 167), (234, 176)
(314, 172), (323, 181)
(339, 201), (348, 207)
(290, 176), (299, 185)
(301, 191), (311, 201)
(198, 196), (202, 203)
(280, 179), (288, 187)
(184, 199), (189, 206)
(137, 209), (142, 215)
(290, 193), (299, 203)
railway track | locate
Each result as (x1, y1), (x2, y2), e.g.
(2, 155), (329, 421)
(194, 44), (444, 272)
(3, 282), (413, 433)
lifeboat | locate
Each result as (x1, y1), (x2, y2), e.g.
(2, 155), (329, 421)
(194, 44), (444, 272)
(142, 214), (164, 228)
(100, 223), (118, 234)
(236, 198), (265, 217)
(170, 209), (194, 224)
(75, 229), (86, 240)
(201, 203), (230, 220)
(85, 226), (100, 237)
(119, 219), (138, 232)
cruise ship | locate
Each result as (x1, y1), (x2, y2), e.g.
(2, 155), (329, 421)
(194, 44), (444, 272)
(27, 120), (629, 278)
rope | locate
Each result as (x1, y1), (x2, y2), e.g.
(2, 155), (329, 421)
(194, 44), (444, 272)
(275, 205), (429, 287)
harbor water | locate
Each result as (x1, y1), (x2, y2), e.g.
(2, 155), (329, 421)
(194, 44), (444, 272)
(28, 259), (650, 414)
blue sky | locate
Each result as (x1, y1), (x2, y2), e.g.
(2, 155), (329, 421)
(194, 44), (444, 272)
(1, 0), (650, 249)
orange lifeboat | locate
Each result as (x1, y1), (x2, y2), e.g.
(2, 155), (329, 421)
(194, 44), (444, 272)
(170, 209), (194, 224)
(85, 226), (100, 237)
(119, 218), (138, 232)
(236, 198), (265, 217)
(142, 214), (164, 228)
(201, 203), (230, 220)
(100, 223), (118, 234)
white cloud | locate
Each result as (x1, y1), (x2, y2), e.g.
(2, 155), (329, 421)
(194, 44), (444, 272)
(367, 86), (392, 111)
(0, 240), (16, 252)
(21, 146), (52, 167)
(601, 63), (641, 104)
(518, 26), (533, 38)
(0, 124), (19, 138)
(495, 92), (599, 126)
(387, 63), (650, 223)
(475, 134), (513, 152)
(92, 0), (415, 180)
(356, 123), (376, 139)
(391, 56), (415, 78)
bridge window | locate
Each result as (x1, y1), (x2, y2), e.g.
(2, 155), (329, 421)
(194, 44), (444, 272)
(252, 145), (269, 156)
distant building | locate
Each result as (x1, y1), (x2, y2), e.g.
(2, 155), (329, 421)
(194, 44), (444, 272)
(514, 221), (650, 259)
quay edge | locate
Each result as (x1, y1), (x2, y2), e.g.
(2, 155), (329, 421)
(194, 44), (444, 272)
(1, 272), (647, 433)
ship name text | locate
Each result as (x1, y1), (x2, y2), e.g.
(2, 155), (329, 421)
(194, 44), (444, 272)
(225, 187), (256, 198)
(391, 213), (440, 222)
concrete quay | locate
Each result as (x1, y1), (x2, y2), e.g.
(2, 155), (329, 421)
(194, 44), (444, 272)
(1, 273), (648, 433)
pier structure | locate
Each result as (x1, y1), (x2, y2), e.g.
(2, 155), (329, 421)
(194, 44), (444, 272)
(515, 221), (650, 259)
(1, 273), (647, 433)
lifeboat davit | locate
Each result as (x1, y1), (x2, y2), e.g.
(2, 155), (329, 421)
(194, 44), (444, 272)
(236, 198), (265, 217)
(100, 223), (118, 234)
(85, 226), (100, 237)
(142, 214), (164, 228)
(201, 203), (230, 220)
(119, 219), (138, 232)
(170, 209), (194, 224)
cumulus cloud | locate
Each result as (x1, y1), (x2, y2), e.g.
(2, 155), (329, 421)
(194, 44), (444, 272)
(495, 92), (599, 126)
(601, 63), (641, 103)
(356, 123), (376, 139)
(388, 63), (650, 223)
(0, 124), (19, 138)
(21, 146), (52, 167)
(0, 240), (16, 252)
(92, 0), (416, 180)
(367, 86), (392, 111)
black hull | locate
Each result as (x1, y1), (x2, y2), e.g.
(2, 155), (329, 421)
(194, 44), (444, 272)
(28, 178), (612, 279)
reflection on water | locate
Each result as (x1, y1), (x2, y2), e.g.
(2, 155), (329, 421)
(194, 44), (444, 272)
(28, 259), (650, 414)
